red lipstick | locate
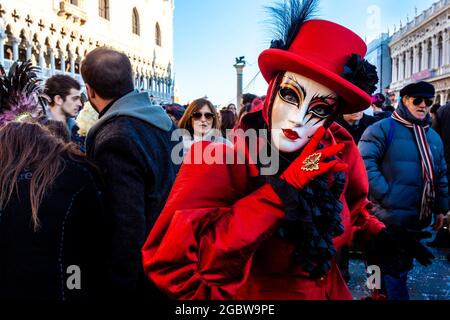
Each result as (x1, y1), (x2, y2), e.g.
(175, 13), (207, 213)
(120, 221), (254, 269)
(282, 129), (301, 141)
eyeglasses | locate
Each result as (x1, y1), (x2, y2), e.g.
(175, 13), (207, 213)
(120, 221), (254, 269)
(412, 97), (434, 107)
(191, 112), (215, 121)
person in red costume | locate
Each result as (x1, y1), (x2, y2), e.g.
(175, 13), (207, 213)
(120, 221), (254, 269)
(142, 0), (385, 300)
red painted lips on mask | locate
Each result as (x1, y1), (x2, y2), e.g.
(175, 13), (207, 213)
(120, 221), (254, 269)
(282, 129), (301, 141)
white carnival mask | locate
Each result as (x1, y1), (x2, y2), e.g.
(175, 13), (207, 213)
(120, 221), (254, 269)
(271, 72), (338, 153)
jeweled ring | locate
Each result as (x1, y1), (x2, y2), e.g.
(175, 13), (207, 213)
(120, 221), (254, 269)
(301, 152), (322, 172)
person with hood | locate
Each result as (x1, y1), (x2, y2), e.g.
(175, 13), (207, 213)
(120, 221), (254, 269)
(142, 0), (389, 300)
(81, 47), (179, 300)
(359, 81), (448, 300)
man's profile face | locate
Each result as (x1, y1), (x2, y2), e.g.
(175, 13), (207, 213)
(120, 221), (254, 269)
(60, 88), (82, 118)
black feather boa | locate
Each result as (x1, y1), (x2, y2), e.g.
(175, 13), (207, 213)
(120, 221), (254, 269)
(268, 166), (346, 279)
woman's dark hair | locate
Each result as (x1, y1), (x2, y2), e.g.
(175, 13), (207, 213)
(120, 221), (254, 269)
(35, 116), (71, 142)
(165, 104), (186, 121)
(242, 93), (258, 106)
(431, 103), (441, 115)
(220, 110), (237, 132)
(178, 98), (220, 136)
(0, 120), (85, 231)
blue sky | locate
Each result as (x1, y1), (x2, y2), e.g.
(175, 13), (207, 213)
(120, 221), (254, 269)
(173, 0), (437, 106)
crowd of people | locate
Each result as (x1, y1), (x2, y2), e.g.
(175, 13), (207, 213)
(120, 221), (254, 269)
(0, 0), (449, 302)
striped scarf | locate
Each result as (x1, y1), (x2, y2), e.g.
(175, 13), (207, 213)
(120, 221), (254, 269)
(392, 111), (435, 220)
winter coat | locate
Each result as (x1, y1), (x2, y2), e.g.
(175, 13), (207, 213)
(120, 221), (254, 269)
(336, 114), (377, 144)
(433, 103), (450, 183)
(0, 156), (106, 301)
(373, 111), (392, 122)
(142, 123), (384, 300)
(359, 105), (449, 228)
(86, 90), (180, 299)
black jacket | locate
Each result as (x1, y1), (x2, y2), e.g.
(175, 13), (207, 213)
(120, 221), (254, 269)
(434, 103), (450, 178)
(336, 114), (377, 144)
(86, 91), (179, 300)
(0, 156), (106, 301)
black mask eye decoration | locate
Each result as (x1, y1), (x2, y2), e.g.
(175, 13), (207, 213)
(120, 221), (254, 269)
(308, 95), (338, 118)
(304, 95), (338, 126)
(278, 83), (305, 108)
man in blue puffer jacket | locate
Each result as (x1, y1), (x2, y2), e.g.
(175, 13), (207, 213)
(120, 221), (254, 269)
(359, 81), (448, 300)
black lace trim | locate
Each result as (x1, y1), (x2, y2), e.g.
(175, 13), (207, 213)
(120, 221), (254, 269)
(269, 170), (346, 279)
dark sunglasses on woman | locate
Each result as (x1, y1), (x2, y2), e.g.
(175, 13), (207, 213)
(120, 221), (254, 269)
(412, 97), (434, 107)
(192, 112), (215, 120)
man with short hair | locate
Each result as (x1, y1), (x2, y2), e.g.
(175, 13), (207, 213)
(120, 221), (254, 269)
(44, 74), (84, 148)
(81, 47), (179, 300)
(359, 81), (448, 300)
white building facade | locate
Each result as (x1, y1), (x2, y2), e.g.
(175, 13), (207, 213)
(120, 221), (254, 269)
(390, 0), (450, 105)
(0, 0), (175, 104)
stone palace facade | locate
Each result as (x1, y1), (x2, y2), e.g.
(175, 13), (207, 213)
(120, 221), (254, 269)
(0, 0), (175, 104)
(390, 0), (450, 105)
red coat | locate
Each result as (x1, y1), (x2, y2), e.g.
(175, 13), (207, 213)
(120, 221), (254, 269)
(142, 123), (384, 300)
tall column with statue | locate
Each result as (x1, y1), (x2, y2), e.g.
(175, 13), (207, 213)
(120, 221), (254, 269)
(234, 56), (246, 111)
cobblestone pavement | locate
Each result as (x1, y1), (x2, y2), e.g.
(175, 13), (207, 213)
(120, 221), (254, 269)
(348, 245), (450, 300)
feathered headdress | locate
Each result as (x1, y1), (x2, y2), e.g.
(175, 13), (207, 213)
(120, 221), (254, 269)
(266, 0), (318, 50)
(0, 60), (45, 125)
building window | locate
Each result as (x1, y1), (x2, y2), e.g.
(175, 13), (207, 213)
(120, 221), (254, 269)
(409, 50), (414, 76)
(155, 23), (162, 46)
(427, 40), (432, 69)
(438, 36), (443, 67)
(402, 53), (406, 80)
(395, 58), (399, 81)
(99, 0), (110, 20)
(70, 0), (79, 6)
(418, 45), (422, 71)
(132, 8), (140, 35)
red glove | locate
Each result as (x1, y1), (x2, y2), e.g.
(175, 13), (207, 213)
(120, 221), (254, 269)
(280, 127), (348, 190)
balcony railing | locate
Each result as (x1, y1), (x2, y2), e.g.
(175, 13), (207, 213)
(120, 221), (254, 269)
(58, 0), (87, 25)
(436, 64), (450, 77)
(391, 64), (450, 90)
(1, 59), (173, 104)
(391, 0), (450, 42)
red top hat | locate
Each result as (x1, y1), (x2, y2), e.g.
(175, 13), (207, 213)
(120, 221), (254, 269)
(259, 19), (372, 115)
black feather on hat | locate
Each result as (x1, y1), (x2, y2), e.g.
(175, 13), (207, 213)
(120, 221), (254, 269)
(266, 0), (319, 50)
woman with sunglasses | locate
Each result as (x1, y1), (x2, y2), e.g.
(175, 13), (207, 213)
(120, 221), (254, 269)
(359, 81), (448, 300)
(178, 98), (231, 156)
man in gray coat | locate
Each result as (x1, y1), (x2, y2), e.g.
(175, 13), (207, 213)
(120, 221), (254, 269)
(359, 81), (448, 300)
(82, 47), (179, 300)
